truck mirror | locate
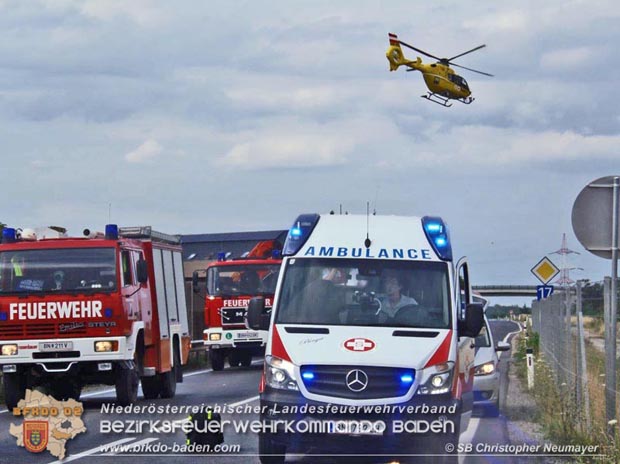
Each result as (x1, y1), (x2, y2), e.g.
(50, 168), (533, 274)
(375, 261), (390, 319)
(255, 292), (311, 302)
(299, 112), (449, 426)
(246, 297), (270, 331)
(136, 259), (148, 284)
(458, 302), (484, 338)
(192, 271), (200, 293)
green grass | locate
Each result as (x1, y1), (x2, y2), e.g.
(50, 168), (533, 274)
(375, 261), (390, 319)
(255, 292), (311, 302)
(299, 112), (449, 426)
(514, 329), (620, 462)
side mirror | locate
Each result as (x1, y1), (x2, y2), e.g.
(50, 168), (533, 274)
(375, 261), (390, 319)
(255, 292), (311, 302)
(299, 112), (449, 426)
(136, 259), (148, 284)
(495, 341), (511, 352)
(246, 297), (270, 331)
(458, 302), (484, 338)
(192, 271), (200, 293)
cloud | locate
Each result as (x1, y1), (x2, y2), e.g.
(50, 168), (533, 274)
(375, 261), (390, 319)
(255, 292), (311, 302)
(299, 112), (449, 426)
(124, 139), (163, 163)
(540, 46), (603, 71)
(220, 133), (352, 169)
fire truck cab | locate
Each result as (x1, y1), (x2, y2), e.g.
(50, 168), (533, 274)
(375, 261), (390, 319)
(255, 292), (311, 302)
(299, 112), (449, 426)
(0, 225), (191, 409)
(193, 244), (281, 371)
(247, 214), (484, 463)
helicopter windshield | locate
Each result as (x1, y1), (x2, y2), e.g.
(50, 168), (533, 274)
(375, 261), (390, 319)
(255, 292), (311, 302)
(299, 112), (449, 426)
(449, 74), (469, 89)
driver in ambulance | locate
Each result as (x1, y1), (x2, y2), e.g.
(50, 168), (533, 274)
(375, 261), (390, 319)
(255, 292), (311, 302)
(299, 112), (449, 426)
(379, 276), (418, 321)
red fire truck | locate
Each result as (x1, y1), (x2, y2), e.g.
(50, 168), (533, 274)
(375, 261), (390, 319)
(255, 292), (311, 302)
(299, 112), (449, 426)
(193, 241), (281, 371)
(0, 225), (191, 409)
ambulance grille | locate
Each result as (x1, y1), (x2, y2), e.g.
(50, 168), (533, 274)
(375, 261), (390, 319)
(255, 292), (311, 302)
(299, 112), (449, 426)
(300, 365), (415, 400)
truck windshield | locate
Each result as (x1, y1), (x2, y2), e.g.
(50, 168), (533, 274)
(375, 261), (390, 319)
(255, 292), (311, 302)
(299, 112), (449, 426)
(0, 248), (117, 294)
(207, 263), (280, 297)
(276, 258), (451, 329)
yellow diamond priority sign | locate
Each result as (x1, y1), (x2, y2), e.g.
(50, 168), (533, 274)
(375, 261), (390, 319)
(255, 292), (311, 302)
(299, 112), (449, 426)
(531, 257), (560, 285)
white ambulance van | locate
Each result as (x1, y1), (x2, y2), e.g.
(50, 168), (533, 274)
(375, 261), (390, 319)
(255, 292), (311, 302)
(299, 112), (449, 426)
(247, 213), (484, 463)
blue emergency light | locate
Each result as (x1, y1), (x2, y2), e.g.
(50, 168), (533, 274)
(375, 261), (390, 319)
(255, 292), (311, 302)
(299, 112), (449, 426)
(421, 216), (452, 261)
(217, 252), (226, 262)
(301, 371), (315, 381)
(282, 214), (320, 256)
(2, 228), (17, 244)
(400, 374), (414, 384)
(105, 224), (119, 240)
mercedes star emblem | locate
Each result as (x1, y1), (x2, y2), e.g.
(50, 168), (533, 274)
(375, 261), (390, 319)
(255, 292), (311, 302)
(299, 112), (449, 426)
(345, 369), (369, 392)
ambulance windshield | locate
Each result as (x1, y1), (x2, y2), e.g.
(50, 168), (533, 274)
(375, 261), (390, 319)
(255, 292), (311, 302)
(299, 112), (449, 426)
(276, 258), (451, 329)
(207, 263), (281, 297)
(0, 248), (117, 294)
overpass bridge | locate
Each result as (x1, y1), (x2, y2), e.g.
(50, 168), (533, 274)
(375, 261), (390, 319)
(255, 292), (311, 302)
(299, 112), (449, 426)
(472, 285), (539, 297)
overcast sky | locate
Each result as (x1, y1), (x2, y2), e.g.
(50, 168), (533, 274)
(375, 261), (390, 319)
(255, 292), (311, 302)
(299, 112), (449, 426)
(1, 0), (618, 293)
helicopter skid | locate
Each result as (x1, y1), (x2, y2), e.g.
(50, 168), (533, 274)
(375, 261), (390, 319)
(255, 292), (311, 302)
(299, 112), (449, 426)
(421, 92), (475, 107)
(421, 92), (452, 107)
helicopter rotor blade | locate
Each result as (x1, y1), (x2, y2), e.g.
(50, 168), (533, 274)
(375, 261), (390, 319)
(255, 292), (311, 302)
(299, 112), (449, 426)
(447, 45), (486, 62)
(450, 62), (494, 77)
(397, 40), (442, 61)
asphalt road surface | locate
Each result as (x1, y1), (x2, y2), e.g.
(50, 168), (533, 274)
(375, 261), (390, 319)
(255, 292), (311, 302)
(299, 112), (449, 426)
(0, 320), (522, 464)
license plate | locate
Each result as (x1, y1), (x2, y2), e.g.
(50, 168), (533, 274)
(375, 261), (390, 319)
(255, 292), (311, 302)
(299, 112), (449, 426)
(236, 331), (259, 339)
(329, 420), (384, 435)
(39, 341), (73, 351)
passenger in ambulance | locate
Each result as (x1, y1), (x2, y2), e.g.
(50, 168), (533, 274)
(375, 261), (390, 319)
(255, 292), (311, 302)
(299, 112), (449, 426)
(378, 276), (418, 322)
(290, 267), (344, 324)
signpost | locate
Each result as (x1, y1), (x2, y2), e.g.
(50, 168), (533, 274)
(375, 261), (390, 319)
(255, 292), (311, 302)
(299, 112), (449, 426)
(572, 175), (619, 435)
(531, 256), (559, 300)
(536, 285), (554, 301)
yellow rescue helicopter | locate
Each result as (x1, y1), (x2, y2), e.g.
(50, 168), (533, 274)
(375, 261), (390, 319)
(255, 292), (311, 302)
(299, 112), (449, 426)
(386, 33), (493, 107)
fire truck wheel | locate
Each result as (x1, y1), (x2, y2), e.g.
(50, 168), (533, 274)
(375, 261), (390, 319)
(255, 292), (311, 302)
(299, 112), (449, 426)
(258, 434), (286, 464)
(160, 367), (177, 399)
(211, 350), (225, 371)
(141, 376), (161, 399)
(174, 345), (183, 383)
(50, 381), (82, 401)
(3, 373), (26, 410)
(228, 350), (242, 367)
(240, 350), (252, 367)
(115, 365), (139, 406)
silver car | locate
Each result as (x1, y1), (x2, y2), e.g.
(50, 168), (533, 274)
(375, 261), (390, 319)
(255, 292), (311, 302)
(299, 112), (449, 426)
(472, 297), (510, 416)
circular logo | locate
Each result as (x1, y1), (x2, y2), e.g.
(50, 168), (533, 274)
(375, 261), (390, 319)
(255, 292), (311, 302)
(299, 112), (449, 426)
(345, 369), (369, 392)
(225, 333), (233, 340)
(343, 338), (376, 352)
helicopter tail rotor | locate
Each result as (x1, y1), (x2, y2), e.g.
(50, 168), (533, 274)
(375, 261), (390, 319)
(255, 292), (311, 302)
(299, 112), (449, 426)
(386, 33), (405, 71)
(386, 33), (424, 72)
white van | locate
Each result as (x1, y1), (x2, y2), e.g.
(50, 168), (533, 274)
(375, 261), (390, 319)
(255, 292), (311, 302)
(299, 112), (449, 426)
(247, 214), (484, 463)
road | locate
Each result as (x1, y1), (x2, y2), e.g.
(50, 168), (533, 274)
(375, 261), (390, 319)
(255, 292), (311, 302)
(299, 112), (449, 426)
(0, 320), (522, 464)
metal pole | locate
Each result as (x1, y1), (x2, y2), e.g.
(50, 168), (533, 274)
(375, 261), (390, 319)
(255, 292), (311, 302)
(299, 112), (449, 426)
(565, 288), (572, 388)
(610, 177), (619, 434)
(576, 281), (591, 430)
(604, 276), (615, 435)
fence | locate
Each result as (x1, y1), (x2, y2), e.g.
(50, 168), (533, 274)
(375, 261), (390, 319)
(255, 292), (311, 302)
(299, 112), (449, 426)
(531, 278), (619, 435)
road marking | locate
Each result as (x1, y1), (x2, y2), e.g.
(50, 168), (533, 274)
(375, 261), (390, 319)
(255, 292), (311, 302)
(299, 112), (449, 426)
(0, 361), (262, 414)
(46, 437), (136, 464)
(502, 321), (522, 344)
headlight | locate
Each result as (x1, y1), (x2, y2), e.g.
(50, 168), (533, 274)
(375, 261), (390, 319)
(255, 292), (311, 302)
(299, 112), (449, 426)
(94, 341), (118, 352)
(474, 361), (495, 376)
(265, 355), (299, 391)
(209, 333), (221, 341)
(416, 362), (453, 395)
(1, 344), (18, 356)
